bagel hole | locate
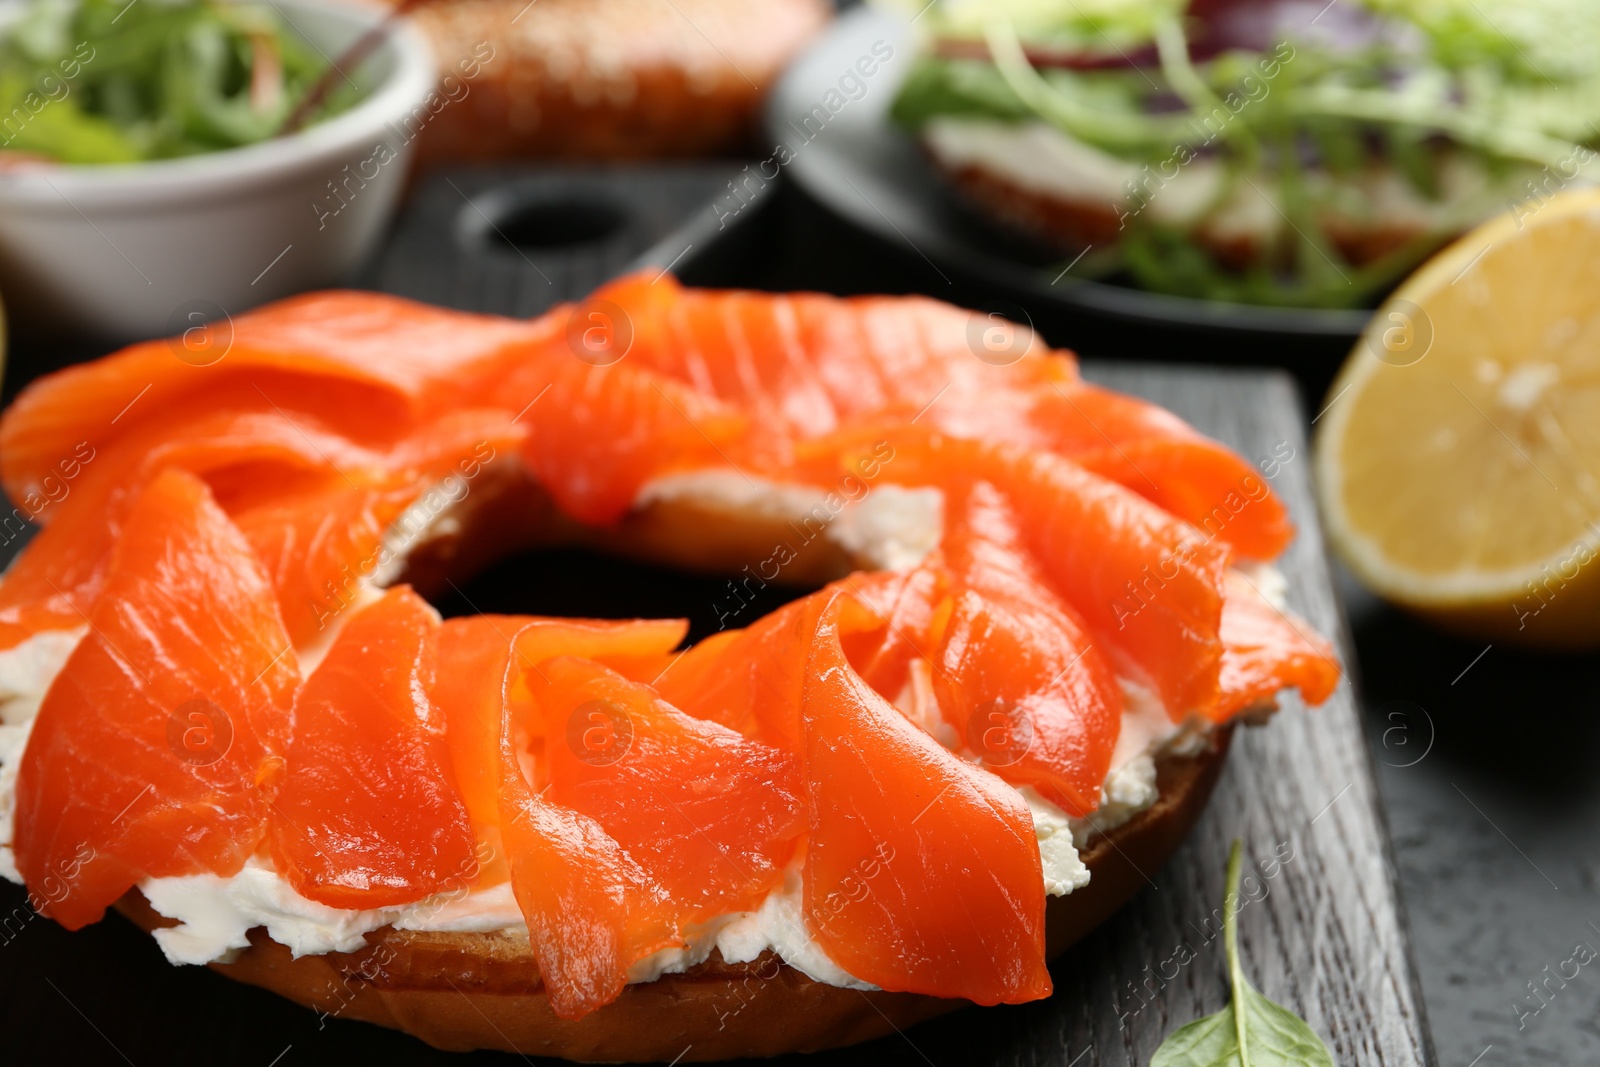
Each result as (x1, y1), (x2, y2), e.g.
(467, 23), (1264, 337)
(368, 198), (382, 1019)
(428, 546), (818, 646)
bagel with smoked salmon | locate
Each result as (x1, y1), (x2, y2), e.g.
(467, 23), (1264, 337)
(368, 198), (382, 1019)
(0, 273), (1336, 1059)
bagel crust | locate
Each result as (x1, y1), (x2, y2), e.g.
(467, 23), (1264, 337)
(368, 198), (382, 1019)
(395, 0), (831, 163)
(117, 727), (1232, 1061)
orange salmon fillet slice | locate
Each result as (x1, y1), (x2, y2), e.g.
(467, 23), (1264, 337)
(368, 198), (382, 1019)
(269, 587), (476, 909)
(14, 469), (299, 929)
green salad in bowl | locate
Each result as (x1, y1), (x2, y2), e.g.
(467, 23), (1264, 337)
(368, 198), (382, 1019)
(886, 0), (1600, 308)
(0, 0), (364, 164)
(0, 0), (433, 342)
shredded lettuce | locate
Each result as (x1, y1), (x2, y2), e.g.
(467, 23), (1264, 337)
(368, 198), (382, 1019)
(885, 0), (1184, 55)
(0, 0), (363, 164)
(1363, 0), (1600, 83)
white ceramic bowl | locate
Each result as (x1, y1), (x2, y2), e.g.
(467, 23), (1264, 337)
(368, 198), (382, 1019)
(0, 0), (435, 344)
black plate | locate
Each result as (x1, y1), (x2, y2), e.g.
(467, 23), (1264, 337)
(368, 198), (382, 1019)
(766, 6), (1371, 394)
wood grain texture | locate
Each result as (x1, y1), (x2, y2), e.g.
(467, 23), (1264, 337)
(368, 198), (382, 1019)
(1069, 363), (1436, 1066)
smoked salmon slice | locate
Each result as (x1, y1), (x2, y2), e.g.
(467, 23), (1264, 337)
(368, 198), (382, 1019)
(592, 273), (1067, 439)
(269, 587), (475, 909)
(0, 405), (464, 652)
(832, 563), (948, 706)
(800, 593), (1051, 1004)
(508, 352), (748, 525)
(430, 615), (530, 888)
(530, 657), (806, 921)
(0, 463), (112, 650)
(650, 601), (813, 747)
(1032, 381), (1294, 560)
(653, 593), (881, 750)
(13, 469), (299, 929)
(431, 617), (691, 1018)
(0, 408), (365, 650)
(495, 630), (676, 1020)
(958, 443), (1230, 720)
(232, 473), (420, 648)
(0, 292), (549, 506)
(804, 431), (1233, 719)
(0, 401), (523, 652)
(231, 410), (522, 647)
(512, 618), (690, 692)
(498, 781), (676, 1020)
(930, 482), (1122, 816)
(434, 614), (689, 851)
(579, 274), (1292, 559)
(1215, 571), (1341, 720)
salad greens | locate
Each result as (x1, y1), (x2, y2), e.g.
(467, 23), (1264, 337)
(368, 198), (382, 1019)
(1149, 840), (1335, 1067)
(0, 0), (363, 164)
(889, 0), (1600, 307)
(925, 0), (1186, 56)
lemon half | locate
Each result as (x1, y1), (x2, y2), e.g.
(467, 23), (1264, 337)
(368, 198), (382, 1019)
(1316, 187), (1600, 646)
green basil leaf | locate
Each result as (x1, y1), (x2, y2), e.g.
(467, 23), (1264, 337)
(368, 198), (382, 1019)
(1150, 840), (1336, 1067)
(1150, 979), (1335, 1066)
(1236, 979), (1337, 1066)
(1149, 1007), (1236, 1066)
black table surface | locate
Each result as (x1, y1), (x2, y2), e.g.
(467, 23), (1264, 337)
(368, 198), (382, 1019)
(2, 168), (1595, 1066)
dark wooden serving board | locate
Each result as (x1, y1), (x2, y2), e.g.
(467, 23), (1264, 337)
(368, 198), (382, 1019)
(1058, 364), (1435, 1067)
(0, 169), (1434, 1065)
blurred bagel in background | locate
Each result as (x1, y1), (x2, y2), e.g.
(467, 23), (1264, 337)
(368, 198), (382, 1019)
(390, 0), (832, 162)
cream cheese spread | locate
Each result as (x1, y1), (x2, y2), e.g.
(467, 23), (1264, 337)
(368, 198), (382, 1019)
(0, 627), (86, 884)
(921, 116), (1531, 242)
(638, 469), (945, 573)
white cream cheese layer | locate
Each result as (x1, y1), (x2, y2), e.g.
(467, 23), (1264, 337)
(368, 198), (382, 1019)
(1066, 679), (1210, 850)
(367, 474), (478, 589)
(0, 477), (1259, 990)
(0, 628), (86, 883)
(924, 117), (1226, 228)
(638, 470), (945, 573)
(119, 788), (1097, 985)
(921, 116), (1536, 242)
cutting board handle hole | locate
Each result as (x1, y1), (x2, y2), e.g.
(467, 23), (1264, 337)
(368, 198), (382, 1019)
(467, 193), (630, 256)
